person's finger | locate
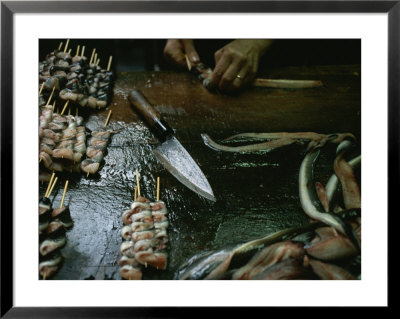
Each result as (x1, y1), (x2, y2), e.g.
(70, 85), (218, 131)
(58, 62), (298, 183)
(232, 71), (248, 91)
(163, 40), (186, 68)
(224, 64), (254, 92)
(238, 57), (257, 87)
(214, 48), (224, 64)
(165, 52), (186, 68)
(171, 52), (187, 68)
(209, 53), (231, 89)
(218, 62), (243, 92)
(218, 52), (251, 92)
(181, 40), (200, 65)
(234, 56), (258, 87)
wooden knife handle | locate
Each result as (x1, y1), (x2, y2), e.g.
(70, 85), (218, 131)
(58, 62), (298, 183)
(128, 89), (173, 141)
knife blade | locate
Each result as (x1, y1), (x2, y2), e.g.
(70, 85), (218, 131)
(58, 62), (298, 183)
(128, 89), (216, 202)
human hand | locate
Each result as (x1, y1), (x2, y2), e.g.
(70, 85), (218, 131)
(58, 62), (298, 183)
(209, 40), (273, 92)
(163, 39), (200, 69)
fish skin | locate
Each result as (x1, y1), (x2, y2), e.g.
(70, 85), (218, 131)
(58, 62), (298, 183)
(122, 209), (135, 225)
(136, 251), (168, 270)
(325, 155), (361, 207)
(131, 230), (155, 242)
(39, 151), (53, 169)
(80, 159), (100, 174)
(39, 237), (67, 256)
(120, 241), (135, 258)
(39, 265), (59, 279)
(150, 201), (167, 212)
(305, 229), (359, 261)
(51, 206), (70, 219)
(201, 133), (295, 153)
(333, 152), (361, 210)
(315, 181), (329, 212)
(204, 253), (234, 280)
(314, 226), (337, 239)
(130, 201), (151, 211)
(119, 256), (140, 267)
(121, 225), (133, 240)
(175, 248), (235, 280)
(222, 132), (327, 143)
(251, 258), (317, 280)
(232, 241), (305, 280)
(119, 265), (142, 280)
(131, 221), (154, 232)
(131, 210), (152, 222)
(308, 259), (356, 280)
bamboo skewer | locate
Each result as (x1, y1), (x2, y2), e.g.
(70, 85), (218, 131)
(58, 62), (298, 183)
(45, 87), (55, 106)
(60, 180), (69, 208)
(39, 82), (45, 95)
(96, 59), (100, 66)
(58, 42), (63, 51)
(46, 177), (58, 198)
(63, 39), (70, 53)
(76, 45), (80, 57)
(60, 100), (69, 115)
(52, 100), (56, 112)
(45, 172), (56, 198)
(75, 107), (79, 117)
(184, 54), (191, 71)
(134, 186), (137, 201)
(107, 56), (113, 71)
(81, 46), (85, 57)
(104, 110), (112, 127)
(136, 169), (141, 197)
(156, 177), (160, 201)
(89, 48), (96, 65)
(68, 49), (72, 55)
(93, 53), (98, 66)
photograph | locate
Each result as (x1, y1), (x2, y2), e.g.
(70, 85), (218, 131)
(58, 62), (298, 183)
(1, 0), (394, 315)
(37, 38), (362, 281)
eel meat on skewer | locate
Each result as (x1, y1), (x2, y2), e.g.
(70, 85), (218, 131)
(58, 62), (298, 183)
(119, 196), (170, 279)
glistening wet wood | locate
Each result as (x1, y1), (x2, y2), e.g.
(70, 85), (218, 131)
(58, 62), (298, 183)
(39, 65), (361, 279)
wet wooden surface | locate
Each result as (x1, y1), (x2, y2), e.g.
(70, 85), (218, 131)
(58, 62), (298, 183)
(111, 65), (361, 140)
(40, 65), (361, 280)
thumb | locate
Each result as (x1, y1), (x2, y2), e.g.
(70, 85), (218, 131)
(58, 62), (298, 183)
(181, 40), (200, 64)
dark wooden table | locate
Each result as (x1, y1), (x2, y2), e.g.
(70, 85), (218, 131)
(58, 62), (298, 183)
(41, 64), (361, 280)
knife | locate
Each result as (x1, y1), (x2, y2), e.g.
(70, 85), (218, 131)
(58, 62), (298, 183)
(128, 89), (216, 202)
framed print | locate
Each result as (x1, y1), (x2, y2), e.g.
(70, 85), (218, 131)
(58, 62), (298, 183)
(1, 0), (395, 317)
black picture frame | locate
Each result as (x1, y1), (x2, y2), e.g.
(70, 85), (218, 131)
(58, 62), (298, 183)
(1, 1), (395, 317)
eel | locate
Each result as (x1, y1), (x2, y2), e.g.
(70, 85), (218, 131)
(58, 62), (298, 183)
(299, 146), (361, 252)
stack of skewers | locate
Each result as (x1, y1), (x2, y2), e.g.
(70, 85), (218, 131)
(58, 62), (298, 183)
(39, 176), (72, 279)
(40, 40), (114, 110)
(119, 173), (169, 280)
(39, 92), (88, 179)
(81, 115), (114, 177)
(39, 84), (114, 179)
